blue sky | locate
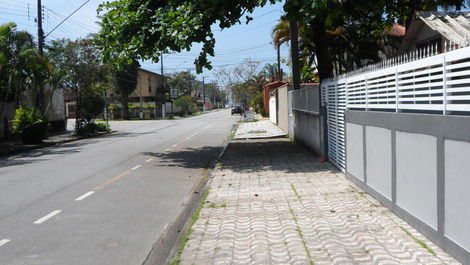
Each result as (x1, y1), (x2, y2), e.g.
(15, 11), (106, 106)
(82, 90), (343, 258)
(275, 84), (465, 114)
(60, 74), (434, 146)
(0, 0), (288, 83)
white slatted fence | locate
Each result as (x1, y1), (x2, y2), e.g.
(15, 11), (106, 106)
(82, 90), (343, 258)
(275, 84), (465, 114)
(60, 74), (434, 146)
(322, 43), (470, 171)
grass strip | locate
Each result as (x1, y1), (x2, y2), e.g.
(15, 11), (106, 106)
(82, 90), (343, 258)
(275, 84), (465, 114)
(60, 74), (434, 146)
(170, 187), (211, 265)
(400, 226), (436, 256)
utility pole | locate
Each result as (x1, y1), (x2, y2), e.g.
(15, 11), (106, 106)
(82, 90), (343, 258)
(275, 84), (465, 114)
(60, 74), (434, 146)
(277, 43), (281, 81)
(37, 0), (44, 55)
(103, 90), (109, 128)
(187, 69), (192, 96)
(289, 19), (301, 90)
(202, 77), (206, 112)
(160, 53), (165, 118)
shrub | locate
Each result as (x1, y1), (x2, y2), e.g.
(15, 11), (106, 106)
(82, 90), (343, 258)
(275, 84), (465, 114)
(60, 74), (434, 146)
(128, 103), (139, 110)
(76, 122), (110, 135)
(250, 93), (265, 115)
(174, 96), (196, 116)
(12, 106), (48, 144)
(96, 123), (110, 132)
(144, 105), (156, 110)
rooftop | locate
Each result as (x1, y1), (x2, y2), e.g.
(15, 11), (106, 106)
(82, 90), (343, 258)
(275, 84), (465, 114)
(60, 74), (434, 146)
(418, 11), (470, 44)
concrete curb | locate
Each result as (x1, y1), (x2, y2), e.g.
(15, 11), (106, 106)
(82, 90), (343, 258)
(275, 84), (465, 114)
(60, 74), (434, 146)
(142, 124), (237, 265)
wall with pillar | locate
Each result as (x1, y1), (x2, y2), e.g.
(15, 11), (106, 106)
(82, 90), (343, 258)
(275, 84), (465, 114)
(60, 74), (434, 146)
(345, 110), (470, 264)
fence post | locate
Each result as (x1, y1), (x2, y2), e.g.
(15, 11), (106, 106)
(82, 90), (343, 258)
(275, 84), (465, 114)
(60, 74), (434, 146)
(365, 75), (368, 111)
(395, 67), (399, 112)
(443, 54), (447, 115)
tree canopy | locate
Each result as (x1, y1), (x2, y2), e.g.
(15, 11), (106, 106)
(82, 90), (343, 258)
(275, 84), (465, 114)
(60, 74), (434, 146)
(98, 0), (469, 81)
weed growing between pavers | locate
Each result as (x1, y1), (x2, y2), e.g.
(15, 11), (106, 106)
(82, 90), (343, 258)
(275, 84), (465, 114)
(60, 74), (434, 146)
(230, 124), (239, 140)
(208, 202), (226, 208)
(289, 183), (314, 265)
(400, 227), (436, 256)
(171, 187), (211, 265)
(290, 183), (302, 199)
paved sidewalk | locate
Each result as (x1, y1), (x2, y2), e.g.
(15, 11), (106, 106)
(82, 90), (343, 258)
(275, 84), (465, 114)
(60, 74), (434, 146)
(179, 138), (460, 265)
(234, 120), (287, 139)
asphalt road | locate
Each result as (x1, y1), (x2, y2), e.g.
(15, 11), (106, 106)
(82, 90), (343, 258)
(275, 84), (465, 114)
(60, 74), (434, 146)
(0, 109), (239, 265)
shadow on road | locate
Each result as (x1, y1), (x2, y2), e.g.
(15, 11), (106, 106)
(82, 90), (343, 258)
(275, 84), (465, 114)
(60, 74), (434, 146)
(143, 146), (223, 169)
(0, 142), (86, 168)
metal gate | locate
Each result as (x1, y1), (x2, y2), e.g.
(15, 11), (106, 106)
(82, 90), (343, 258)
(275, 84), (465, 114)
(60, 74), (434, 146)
(322, 82), (346, 172)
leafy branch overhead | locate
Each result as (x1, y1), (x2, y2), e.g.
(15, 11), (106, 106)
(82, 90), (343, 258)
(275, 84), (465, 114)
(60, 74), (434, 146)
(98, 0), (276, 72)
(98, 0), (469, 80)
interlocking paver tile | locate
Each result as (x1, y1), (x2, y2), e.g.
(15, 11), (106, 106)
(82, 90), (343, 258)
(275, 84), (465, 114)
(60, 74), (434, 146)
(179, 138), (461, 265)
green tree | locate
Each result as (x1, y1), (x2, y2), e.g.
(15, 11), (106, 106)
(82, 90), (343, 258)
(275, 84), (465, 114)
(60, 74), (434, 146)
(250, 92), (265, 116)
(98, 0), (469, 82)
(168, 71), (197, 97)
(0, 23), (36, 118)
(205, 82), (228, 108)
(215, 60), (261, 105)
(48, 38), (111, 134)
(113, 61), (139, 120)
(260, 63), (278, 83)
(173, 95), (196, 116)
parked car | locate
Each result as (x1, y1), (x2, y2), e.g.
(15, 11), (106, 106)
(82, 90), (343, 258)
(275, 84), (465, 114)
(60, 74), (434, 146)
(231, 106), (243, 115)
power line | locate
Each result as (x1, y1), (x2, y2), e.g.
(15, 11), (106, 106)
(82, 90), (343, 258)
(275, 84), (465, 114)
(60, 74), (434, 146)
(45, 0), (91, 38)
(46, 7), (99, 32)
(144, 58), (278, 71)
(47, 13), (93, 36)
(0, 10), (29, 17)
(217, 19), (279, 41)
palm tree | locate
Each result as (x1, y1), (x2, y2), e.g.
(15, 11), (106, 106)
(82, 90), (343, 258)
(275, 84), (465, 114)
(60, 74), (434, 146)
(0, 22), (36, 120)
(261, 63), (278, 82)
(272, 20), (291, 81)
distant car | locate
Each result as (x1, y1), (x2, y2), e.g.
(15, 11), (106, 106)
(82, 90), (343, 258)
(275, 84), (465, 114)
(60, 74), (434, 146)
(231, 106), (243, 115)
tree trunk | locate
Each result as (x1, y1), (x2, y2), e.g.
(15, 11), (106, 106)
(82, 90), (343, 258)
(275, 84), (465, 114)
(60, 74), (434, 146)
(290, 19), (301, 90)
(74, 88), (81, 134)
(310, 20), (334, 162)
(311, 22), (334, 81)
(277, 44), (281, 81)
(122, 96), (129, 120)
(0, 70), (14, 125)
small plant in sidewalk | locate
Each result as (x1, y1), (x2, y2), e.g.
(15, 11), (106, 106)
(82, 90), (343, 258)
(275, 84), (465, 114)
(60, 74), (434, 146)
(12, 106), (49, 144)
(96, 123), (111, 132)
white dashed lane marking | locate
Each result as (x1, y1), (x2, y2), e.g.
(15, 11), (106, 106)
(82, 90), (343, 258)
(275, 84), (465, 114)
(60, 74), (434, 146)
(75, 191), (95, 201)
(0, 239), (10, 247)
(34, 210), (62, 224)
(145, 158), (153, 163)
(131, 165), (141, 170)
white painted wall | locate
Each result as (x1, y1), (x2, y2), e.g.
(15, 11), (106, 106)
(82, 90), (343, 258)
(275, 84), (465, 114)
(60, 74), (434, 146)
(396, 131), (438, 229)
(346, 123), (364, 181)
(445, 139), (470, 251)
(269, 95), (277, 124)
(366, 126), (392, 200)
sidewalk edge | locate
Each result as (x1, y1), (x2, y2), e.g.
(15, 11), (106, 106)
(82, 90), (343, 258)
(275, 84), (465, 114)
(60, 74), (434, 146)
(142, 124), (237, 265)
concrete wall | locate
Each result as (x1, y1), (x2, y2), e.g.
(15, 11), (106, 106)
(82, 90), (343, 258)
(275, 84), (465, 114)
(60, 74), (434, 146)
(288, 84), (324, 157)
(269, 95), (277, 124)
(345, 110), (470, 264)
(277, 85), (289, 133)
